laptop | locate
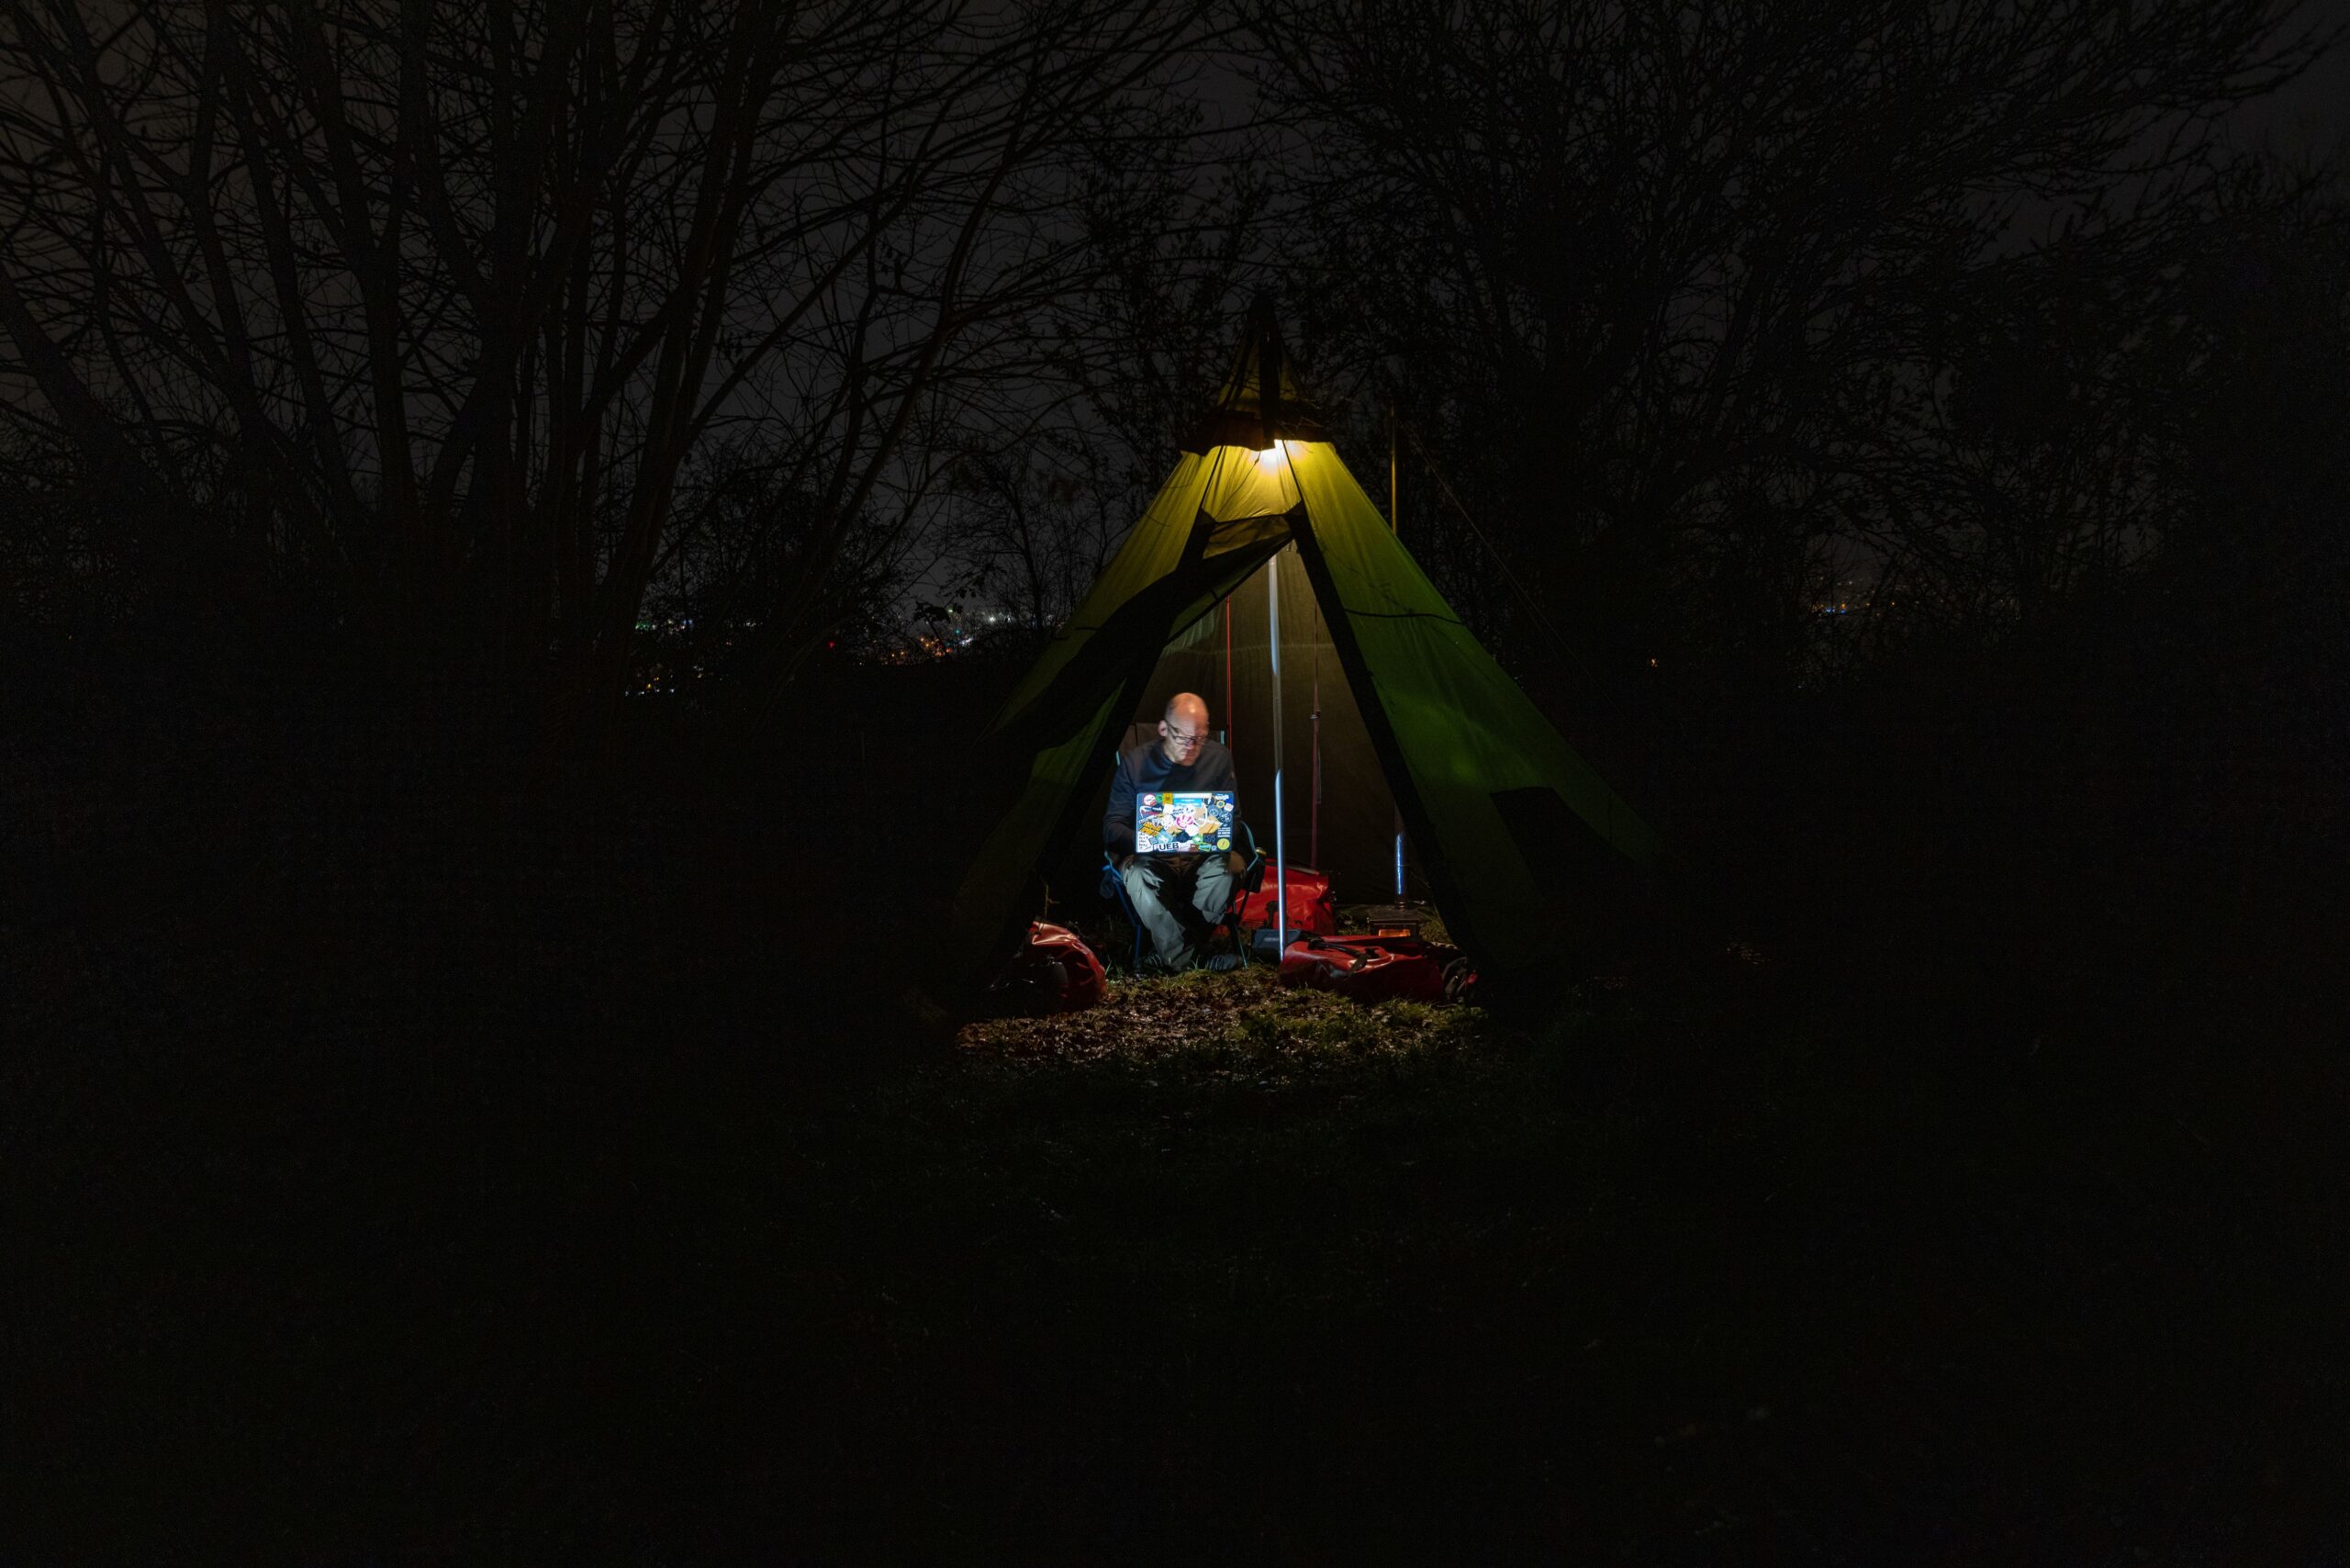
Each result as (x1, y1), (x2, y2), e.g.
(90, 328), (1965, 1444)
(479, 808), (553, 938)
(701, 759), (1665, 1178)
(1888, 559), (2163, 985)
(1136, 790), (1235, 855)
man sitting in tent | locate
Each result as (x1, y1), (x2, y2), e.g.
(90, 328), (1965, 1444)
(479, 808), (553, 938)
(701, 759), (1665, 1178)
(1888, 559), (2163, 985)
(1106, 692), (1244, 972)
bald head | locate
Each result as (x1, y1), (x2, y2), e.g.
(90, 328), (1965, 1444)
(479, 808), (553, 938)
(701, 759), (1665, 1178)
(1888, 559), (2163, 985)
(1158, 692), (1211, 764)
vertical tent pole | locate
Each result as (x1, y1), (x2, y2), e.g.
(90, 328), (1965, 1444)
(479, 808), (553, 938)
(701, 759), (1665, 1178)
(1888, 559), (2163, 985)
(1268, 538), (1287, 950)
(1310, 650), (1321, 870)
(1223, 593), (1233, 746)
(1389, 407), (1406, 901)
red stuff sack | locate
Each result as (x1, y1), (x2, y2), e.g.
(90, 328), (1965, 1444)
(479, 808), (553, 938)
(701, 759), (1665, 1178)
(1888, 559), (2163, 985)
(1236, 865), (1338, 935)
(1277, 934), (1476, 1003)
(986, 921), (1107, 1015)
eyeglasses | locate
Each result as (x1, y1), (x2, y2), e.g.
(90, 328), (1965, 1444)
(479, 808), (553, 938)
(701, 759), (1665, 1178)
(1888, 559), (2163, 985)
(1162, 726), (1206, 746)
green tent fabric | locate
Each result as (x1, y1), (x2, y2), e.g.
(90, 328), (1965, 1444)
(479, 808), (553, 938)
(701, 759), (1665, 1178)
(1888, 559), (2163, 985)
(1132, 531), (1398, 901)
(940, 312), (1659, 1001)
(937, 446), (1296, 999)
(1283, 443), (1660, 965)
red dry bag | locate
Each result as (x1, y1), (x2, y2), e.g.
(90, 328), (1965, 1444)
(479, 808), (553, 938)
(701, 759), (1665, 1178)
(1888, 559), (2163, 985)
(986, 921), (1107, 1015)
(1277, 933), (1476, 1003)
(1235, 865), (1338, 935)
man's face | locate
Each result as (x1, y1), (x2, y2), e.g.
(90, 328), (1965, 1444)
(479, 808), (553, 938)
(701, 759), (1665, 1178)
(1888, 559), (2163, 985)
(1158, 713), (1207, 765)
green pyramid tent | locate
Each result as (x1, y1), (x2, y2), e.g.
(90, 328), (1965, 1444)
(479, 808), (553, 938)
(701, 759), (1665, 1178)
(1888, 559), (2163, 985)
(942, 302), (1660, 999)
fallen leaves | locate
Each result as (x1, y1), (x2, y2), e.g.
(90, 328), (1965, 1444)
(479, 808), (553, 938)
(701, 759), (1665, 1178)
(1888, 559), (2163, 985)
(956, 966), (1484, 1092)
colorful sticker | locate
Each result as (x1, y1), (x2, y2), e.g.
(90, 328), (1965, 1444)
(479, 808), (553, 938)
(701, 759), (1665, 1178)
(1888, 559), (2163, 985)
(1136, 791), (1236, 854)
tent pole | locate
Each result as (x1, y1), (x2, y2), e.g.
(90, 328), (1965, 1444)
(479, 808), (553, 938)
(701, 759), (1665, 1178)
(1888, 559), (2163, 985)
(1389, 407), (1406, 901)
(1310, 650), (1321, 869)
(1269, 541), (1287, 950)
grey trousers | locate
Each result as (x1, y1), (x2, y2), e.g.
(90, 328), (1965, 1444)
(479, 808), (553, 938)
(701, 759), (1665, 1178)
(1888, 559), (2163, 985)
(1120, 854), (1237, 966)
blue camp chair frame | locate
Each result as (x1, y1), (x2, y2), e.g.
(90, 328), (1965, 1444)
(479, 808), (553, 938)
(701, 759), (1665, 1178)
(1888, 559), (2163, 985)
(1101, 821), (1267, 973)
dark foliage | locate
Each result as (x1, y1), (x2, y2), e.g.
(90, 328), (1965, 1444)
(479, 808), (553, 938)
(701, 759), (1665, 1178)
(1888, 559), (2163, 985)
(6, 644), (2343, 1557)
(6, 1), (2349, 1558)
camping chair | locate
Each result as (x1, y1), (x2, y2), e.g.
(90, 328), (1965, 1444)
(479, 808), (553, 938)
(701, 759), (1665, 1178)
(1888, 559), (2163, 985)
(1101, 820), (1267, 974)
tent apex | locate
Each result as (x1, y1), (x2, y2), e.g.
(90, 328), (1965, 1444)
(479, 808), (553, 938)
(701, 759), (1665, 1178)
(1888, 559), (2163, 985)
(1183, 295), (1328, 454)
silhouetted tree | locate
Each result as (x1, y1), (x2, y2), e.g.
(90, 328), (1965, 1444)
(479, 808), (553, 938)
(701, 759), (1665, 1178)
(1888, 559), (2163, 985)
(0, 0), (1214, 736)
(935, 423), (1130, 632)
(1246, 0), (2333, 719)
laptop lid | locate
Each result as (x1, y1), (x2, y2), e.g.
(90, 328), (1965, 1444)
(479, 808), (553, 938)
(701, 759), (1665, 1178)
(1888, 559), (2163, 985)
(1136, 791), (1235, 855)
